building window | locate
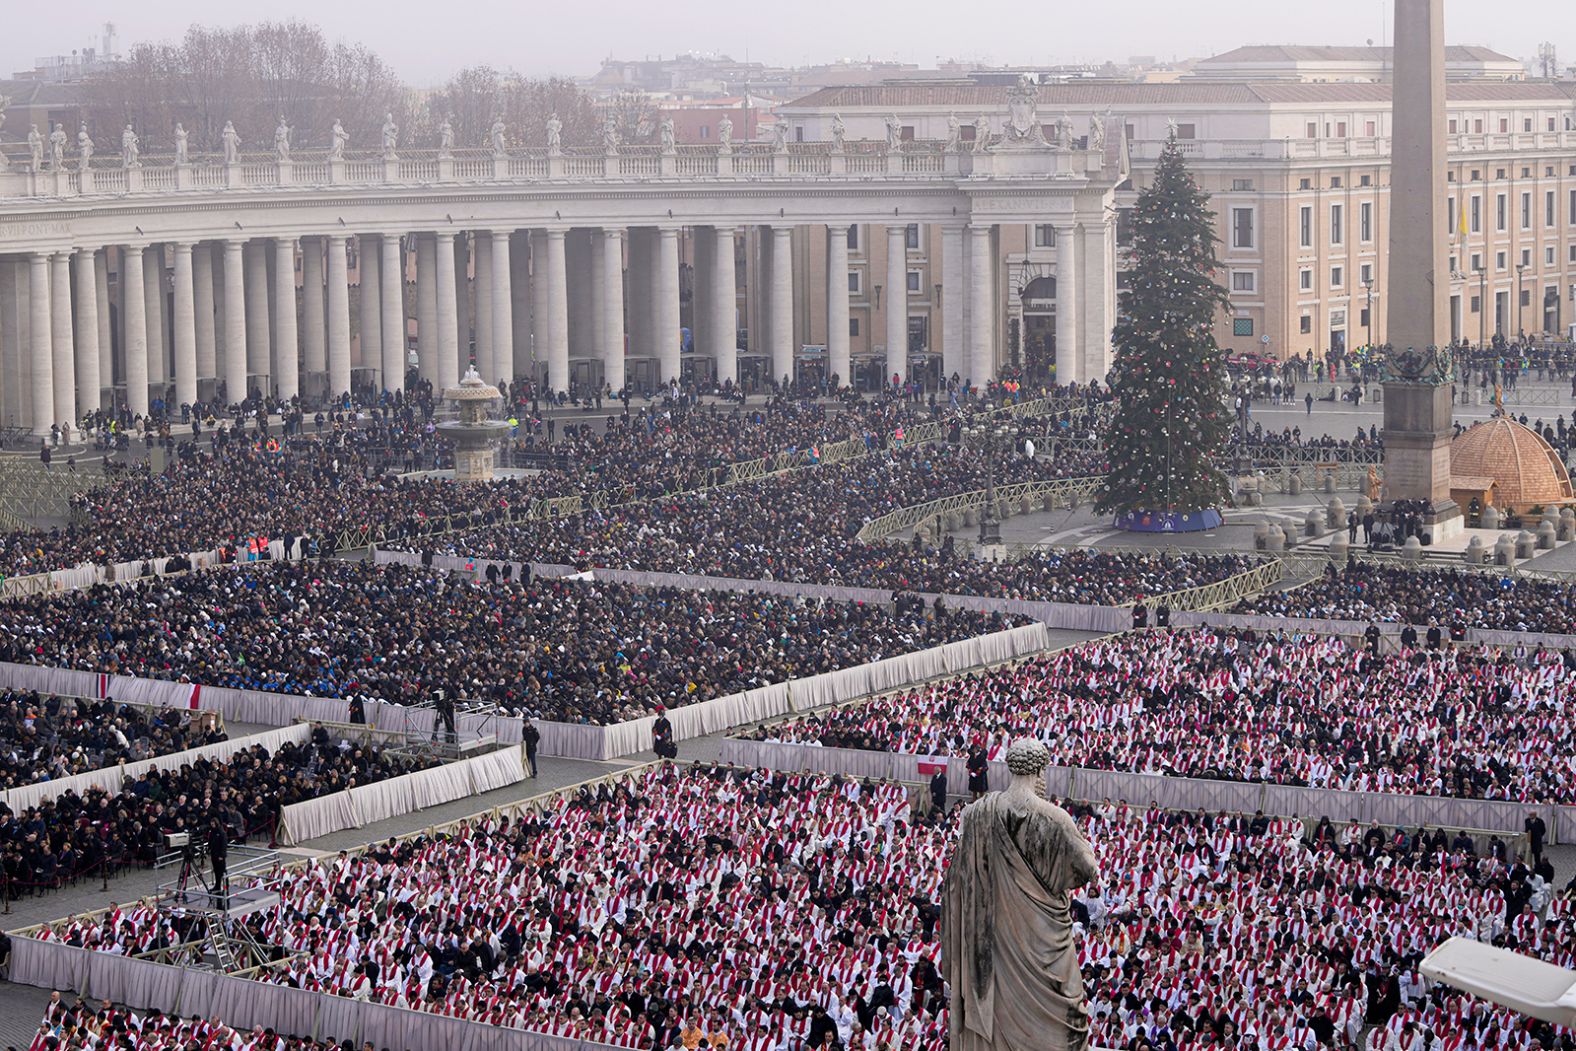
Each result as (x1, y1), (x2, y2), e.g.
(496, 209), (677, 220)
(1496, 251), (1507, 271)
(906, 270), (921, 293)
(1331, 176), (1343, 189)
(1449, 119), (1458, 134)
(1496, 193), (1507, 232)
(1471, 253), (1482, 272)
(1360, 263), (1373, 286)
(1330, 204), (1343, 246)
(795, 126), (804, 142)
(1521, 248), (1531, 268)
(1548, 246), (1557, 266)
(849, 318), (860, 337)
(1231, 179), (1254, 191)
(1300, 315), (1313, 335)
(847, 226), (860, 251)
(1570, 188), (1576, 224)
(1547, 191), (1557, 228)
(959, 124), (976, 142)
(1174, 123), (1196, 139)
(1232, 271), (1256, 293)
(1524, 118), (1534, 133)
(700, 125), (711, 140)
(1360, 202), (1373, 243)
(1299, 177), (1312, 191)
(1033, 225), (1056, 248)
(1521, 288), (1532, 308)
(1299, 207), (1313, 249)
(1470, 196), (1481, 233)
(1360, 174), (1372, 187)
(1521, 192), (1532, 230)
(847, 271), (861, 294)
(1499, 118), (1509, 133)
(1331, 266), (1344, 288)
(1365, 120), (1377, 137)
(1299, 268), (1313, 293)
(905, 224), (919, 250)
(1570, 245), (1576, 264)
(1471, 295), (1481, 313)
(1305, 122), (1318, 139)
(900, 126), (915, 142)
(1233, 318), (1255, 337)
(1231, 208), (1254, 249)
(1331, 310), (1346, 329)
(1360, 307), (1371, 327)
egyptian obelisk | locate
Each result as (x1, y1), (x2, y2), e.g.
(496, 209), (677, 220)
(1381, 0), (1461, 540)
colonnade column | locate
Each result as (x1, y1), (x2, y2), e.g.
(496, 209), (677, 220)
(171, 242), (198, 410)
(473, 233), (493, 380)
(1055, 222), (1081, 386)
(598, 228), (625, 394)
(49, 253), (73, 428)
(940, 224), (965, 387)
(273, 238), (299, 401)
(711, 227), (737, 387)
(192, 245), (216, 391)
(826, 225), (850, 389)
(221, 240), (246, 405)
(885, 224), (908, 388)
(244, 241), (270, 381)
(656, 227), (682, 385)
(73, 249), (101, 416)
(509, 232), (532, 381)
(530, 232), (551, 385)
(28, 254), (54, 433)
(490, 231), (513, 388)
(124, 246), (151, 417)
(415, 235), (438, 387)
(93, 252), (111, 396)
(544, 228), (569, 392)
(768, 226), (794, 386)
(1082, 219), (1115, 383)
(326, 235), (352, 399)
(142, 247), (166, 396)
(968, 225), (994, 386)
(380, 233), (406, 393)
(301, 239), (326, 392)
(453, 236), (471, 381)
(358, 235), (381, 379)
(434, 231), (460, 392)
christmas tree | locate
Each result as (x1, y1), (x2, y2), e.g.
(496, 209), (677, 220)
(1096, 136), (1232, 525)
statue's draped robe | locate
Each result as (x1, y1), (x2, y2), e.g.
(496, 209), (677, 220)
(943, 794), (1098, 1051)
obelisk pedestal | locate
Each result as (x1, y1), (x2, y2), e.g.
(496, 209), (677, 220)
(1380, 0), (1461, 542)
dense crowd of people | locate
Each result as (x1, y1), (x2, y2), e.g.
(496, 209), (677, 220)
(745, 628), (1576, 803)
(27, 995), (357, 1051)
(1, 724), (431, 895)
(0, 694), (226, 791)
(406, 440), (1254, 605)
(4, 395), (1007, 578)
(0, 561), (1023, 724)
(1235, 562), (1576, 636)
(36, 764), (1576, 1051)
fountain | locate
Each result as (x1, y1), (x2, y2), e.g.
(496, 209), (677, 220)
(437, 367), (511, 482)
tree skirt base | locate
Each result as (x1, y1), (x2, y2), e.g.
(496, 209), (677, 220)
(1112, 509), (1224, 533)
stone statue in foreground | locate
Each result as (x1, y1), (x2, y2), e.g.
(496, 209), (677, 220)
(943, 738), (1097, 1051)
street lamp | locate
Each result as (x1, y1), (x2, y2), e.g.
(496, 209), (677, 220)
(965, 423), (1007, 546)
(1475, 264), (1488, 350)
(1363, 276), (1376, 350)
(1515, 262), (1528, 340)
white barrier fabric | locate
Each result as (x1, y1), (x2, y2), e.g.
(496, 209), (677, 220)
(718, 739), (1565, 839)
(0, 724), (313, 814)
(9, 936), (621, 1051)
(277, 747), (526, 846)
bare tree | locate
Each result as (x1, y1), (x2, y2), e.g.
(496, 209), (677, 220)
(82, 21), (404, 154)
(605, 88), (658, 145)
(423, 69), (600, 150)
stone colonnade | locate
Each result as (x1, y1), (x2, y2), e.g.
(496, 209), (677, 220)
(0, 219), (1094, 436)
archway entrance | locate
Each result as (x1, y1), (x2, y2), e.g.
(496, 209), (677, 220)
(1021, 275), (1057, 383)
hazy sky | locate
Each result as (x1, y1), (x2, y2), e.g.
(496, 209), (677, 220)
(1, 0), (1563, 86)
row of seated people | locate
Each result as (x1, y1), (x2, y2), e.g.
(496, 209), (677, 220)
(36, 764), (1574, 1051)
(0, 692), (226, 791)
(1235, 562), (1576, 638)
(741, 628), (1576, 803)
(29, 994), (366, 1051)
(0, 560), (1023, 725)
(0, 724), (434, 896)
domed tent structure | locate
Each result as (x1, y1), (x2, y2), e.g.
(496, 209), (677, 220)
(1449, 418), (1574, 514)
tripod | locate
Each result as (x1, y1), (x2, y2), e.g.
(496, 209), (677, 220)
(173, 842), (213, 906)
